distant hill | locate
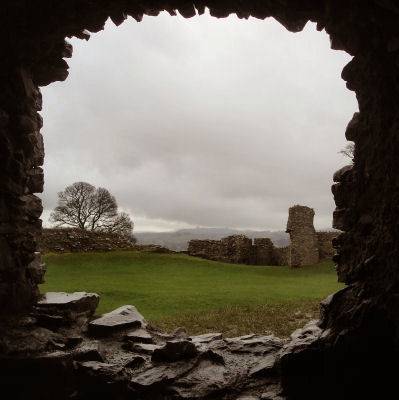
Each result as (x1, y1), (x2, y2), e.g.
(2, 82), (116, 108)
(135, 227), (290, 252)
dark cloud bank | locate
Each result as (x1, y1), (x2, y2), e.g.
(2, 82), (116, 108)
(41, 11), (357, 232)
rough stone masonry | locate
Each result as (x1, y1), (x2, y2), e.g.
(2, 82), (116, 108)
(188, 205), (337, 267)
(2, 1), (399, 399)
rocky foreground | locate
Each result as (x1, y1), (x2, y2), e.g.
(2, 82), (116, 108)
(0, 292), (322, 400)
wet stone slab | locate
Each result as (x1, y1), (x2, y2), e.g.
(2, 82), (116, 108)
(89, 305), (146, 336)
(189, 332), (223, 344)
(124, 328), (153, 344)
(36, 292), (100, 320)
(130, 343), (162, 355)
(152, 340), (199, 362)
(7, 301), (287, 399)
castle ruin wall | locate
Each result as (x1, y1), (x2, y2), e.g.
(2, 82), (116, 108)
(219, 235), (253, 264)
(188, 206), (338, 267)
(253, 238), (276, 265)
(286, 205), (320, 267)
(187, 239), (222, 262)
(4, 1), (398, 396)
(272, 246), (290, 266)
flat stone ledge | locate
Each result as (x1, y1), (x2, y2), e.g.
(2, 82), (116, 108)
(89, 305), (146, 336)
(36, 291), (100, 319)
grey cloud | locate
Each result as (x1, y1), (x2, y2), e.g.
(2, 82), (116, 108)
(40, 12), (357, 232)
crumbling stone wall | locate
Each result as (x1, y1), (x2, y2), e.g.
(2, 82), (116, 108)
(273, 246), (290, 266)
(187, 239), (221, 261)
(188, 235), (257, 264)
(188, 209), (338, 267)
(40, 228), (136, 253)
(189, 235), (286, 266)
(253, 238), (275, 265)
(286, 205), (320, 267)
(0, 67), (45, 315)
(2, 1), (399, 398)
(219, 235), (253, 264)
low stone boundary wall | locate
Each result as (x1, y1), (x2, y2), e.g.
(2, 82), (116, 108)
(187, 239), (222, 261)
(188, 235), (286, 265)
(219, 235), (253, 264)
(40, 228), (136, 253)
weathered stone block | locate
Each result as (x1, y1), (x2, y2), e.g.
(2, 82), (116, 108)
(152, 340), (198, 362)
(36, 291), (100, 322)
(27, 252), (46, 284)
(89, 305), (145, 335)
(27, 167), (44, 193)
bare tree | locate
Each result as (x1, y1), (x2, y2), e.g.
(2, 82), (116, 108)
(51, 182), (134, 239)
(339, 142), (355, 161)
(99, 212), (135, 239)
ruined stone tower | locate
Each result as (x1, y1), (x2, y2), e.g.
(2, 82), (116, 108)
(286, 205), (319, 267)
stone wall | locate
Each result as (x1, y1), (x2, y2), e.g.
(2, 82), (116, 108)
(0, 67), (45, 315)
(188, 235), (258, 264)
(253, 238), (275, 265)
(188, 235), (284, 266)
(273, 246), (290, 267)
(2, 1), (399, 398)
(187, 239), (221, 261)
(285, 207), (339, 267)
(286, 205), (320, 267)
(188, 208), (338, 267)
(219, 235), (253, 264)
(40, 228), (136, 253)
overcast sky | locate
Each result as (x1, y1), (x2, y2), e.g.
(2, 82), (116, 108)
(40, 11), (357, 232)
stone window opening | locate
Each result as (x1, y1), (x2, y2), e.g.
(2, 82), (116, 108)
(1, 2), (398, 399)
(41, 12), (353, 268)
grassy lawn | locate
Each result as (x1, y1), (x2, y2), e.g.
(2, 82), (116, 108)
(41, 251), (343, 337)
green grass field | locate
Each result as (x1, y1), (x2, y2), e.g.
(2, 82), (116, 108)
(41, 250), (343, 337)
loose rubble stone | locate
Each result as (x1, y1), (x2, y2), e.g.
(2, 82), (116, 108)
(260, 391), (285, 400)
(65, 335), (83, 348)
(0, 325), (67, 356)
(73, 341), (106, 362)
(125, 328), (153, 344)
(249, 354), (278, 377)
(36, 292), (99, 324)
(130, 362), (196, 391)
(75, 361), (129, 397)
(200, 349), (225, 365)
(130, 343), (162, 355)
(226, 335), (284, 354)
(236, 397), (259, 400)
(279, 320), (322, 359)
(152, 340), (198, 362)
(189, 332), (223, 343)
(172, 326), (188, 338)
(89, 305), (145, 335)
(0, 303), (305, 399)
(124, 356), (146, 369)
(170, 358), (231, 399)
